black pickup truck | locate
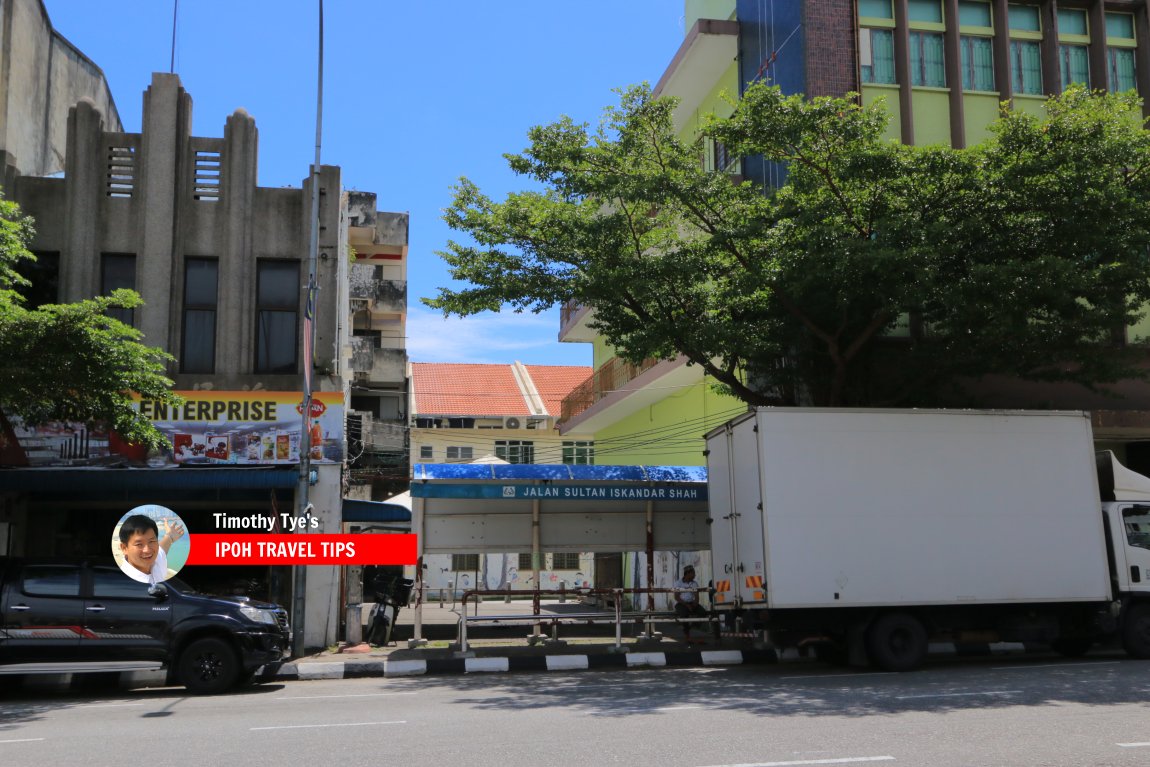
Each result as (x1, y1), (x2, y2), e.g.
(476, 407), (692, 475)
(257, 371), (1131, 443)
(0, 558), (291, 694)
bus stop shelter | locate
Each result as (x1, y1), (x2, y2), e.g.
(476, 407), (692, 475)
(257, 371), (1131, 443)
(408, 463), (709, 640)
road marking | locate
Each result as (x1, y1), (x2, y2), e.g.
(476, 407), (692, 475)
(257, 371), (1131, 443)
(251, 721), (406, 731)
(781, 673), (892, 680)
(1117, 743), (1150, 748)
(696, 757), (895, 767)
(0, 738), (46, 744)
(894, 690), (1019, 700)
(78, 702), (144, 708)
(274, 692), (417, 701)
(991, 662), (1120, 670)
(587, 705), (704, 716)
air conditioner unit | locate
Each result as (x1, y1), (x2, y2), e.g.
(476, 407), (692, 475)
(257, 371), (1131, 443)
(504, 417), (521, 430)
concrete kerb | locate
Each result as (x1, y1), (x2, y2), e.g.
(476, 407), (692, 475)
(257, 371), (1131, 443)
(272, 640), (1045, 681)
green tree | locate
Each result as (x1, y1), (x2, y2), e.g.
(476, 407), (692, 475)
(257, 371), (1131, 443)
(0, 193), (178, 449)
(427, 83), (1150, 407)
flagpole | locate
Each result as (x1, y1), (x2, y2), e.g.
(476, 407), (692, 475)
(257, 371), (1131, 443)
(293, 0), (324, 659)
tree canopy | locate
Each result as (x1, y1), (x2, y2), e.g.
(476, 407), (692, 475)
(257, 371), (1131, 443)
(426, 83), (1150, 407)
(0, 192), (178, 449)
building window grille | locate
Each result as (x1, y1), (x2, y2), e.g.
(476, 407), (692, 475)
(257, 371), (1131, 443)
(1106, 13), (1137, 94)
(860, 28), (897, 84)
(562, 441), (595, 465)
(961, 36), (996, 91)
(101, 253), (136, 327)
(106, 146), (135, 198)
(446, 446), (473, 461)
(452, 554), (479, 572)
(193, 151), (221, 201)
(1059, 44), (1090, 88)
(495, 440), (535, 464)
(1108, 48), (1137, 92)
(518, 552), (534, 570)
(910, 31), (947, 86)
(255, 260), (299, 374)
(1008, 3), (1043, 95)
(553, 553), (580, 570)
(182, 258), (218, 373)
(1010, 40), (1043, 94)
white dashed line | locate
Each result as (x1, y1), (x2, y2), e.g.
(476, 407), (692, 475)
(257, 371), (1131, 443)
(696, 757), (895, 767)
(250, 721), (406, 731)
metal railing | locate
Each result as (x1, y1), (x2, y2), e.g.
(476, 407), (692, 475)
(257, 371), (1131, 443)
(454, 586), (711, 653)
(559, 356), (662, 422)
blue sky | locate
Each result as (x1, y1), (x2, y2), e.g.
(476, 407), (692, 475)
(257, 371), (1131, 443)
(42, 1), (687, 368)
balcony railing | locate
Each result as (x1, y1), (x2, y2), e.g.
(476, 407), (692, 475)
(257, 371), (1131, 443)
(560, 355), (660, 423)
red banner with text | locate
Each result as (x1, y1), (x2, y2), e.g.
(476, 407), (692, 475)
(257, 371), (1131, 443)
(186, 535), (417, 566)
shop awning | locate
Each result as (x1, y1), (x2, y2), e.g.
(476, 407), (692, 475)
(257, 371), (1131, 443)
(342, 499), (412, 523)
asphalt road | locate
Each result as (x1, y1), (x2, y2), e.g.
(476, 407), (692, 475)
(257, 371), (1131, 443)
(2, 654), (1150, 767)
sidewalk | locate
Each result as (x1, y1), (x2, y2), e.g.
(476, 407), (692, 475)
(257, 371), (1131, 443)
(277, 597), (777, 680)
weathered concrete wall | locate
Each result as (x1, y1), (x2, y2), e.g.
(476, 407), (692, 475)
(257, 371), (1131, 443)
(0, 0), (121, 176)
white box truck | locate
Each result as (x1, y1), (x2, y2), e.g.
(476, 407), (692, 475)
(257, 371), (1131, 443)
(704, 408), (1150, 671)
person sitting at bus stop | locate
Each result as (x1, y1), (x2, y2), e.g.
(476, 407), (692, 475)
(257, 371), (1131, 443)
(674, 565), (706, 642)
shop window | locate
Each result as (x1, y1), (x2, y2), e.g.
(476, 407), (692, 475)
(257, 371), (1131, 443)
(182, 257), (218, 373)
(255, 260), (299, 374)
(101, 253), (136, 326)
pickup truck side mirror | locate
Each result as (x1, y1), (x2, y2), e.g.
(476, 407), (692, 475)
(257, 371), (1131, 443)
(148, 582), (169, 599)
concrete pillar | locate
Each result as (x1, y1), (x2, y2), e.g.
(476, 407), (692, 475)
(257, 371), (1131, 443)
(60, 98), (103, 302)
(137, 73), (191, 348)
(312, 164), (343, 378)
(217, 109), (258, 375)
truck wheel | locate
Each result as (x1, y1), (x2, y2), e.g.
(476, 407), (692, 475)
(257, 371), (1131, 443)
(178, 637), (239, 695)
(866, 613), (928, 672)
(1122, 604), (1150, 659)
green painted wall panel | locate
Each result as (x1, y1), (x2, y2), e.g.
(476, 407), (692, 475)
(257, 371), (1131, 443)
(676, 60), (740, 142)
(911, 90), (951, 144)
(861, 86), (902, 142)
(1012, 95), (1046, 119)
(591, 378), (745, 466)
(963, 93), (1001, 146)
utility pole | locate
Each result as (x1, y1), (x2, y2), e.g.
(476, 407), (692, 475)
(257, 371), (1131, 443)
(293, 0), (324, 659)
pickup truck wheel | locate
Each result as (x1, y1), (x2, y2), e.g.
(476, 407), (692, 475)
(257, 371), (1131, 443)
(866, 613), (928, 672)
(178, 637), (239, 695)
(1122, 604), (1150, 659)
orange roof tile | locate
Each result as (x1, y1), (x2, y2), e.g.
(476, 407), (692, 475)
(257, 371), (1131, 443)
(411, 363), (528, 417)
(411, 362), (592, 418)
(524, 365), (592, 417)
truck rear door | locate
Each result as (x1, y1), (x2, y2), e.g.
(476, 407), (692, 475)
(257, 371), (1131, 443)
(707, 416), (768, 607)
(730, 415), (767, 606)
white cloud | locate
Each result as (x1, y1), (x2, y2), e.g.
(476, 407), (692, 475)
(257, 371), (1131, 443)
(406, 306), (590, 367)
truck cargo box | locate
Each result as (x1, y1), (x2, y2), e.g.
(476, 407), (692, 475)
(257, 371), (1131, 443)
(705, 409), (1113, 611)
